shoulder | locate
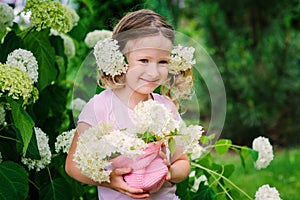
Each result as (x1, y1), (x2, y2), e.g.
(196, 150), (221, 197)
(78, 89), (113, 126)
(152, 93), (178, 111)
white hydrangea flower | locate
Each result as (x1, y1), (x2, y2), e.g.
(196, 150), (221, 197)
(94, 38), (128, 77)
(132, 100), (180, 139)
(0, 105), (5, 126)
(71, 98), (87, 111)
(0, 2), (14, 32)
(252, 136), (274, 169)
(6, 48), (39, 82)
(169, 45), (196, 74)
(175, 124), (204, 154)
(21, 127), (52, 171)
(190, 144), (206, 160)
(255, 184), (281, 200)
(55, 129), (75, 153)
(74, 123), (146, 183)
(84, 30), (113, 48)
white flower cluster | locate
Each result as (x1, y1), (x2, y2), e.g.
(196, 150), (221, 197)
(21, 127), (51, 171)
(55, 129), (75, 153)
(74, 123), (147, 183)
(0, 105), (5, 125)
(84, 30), (113, 48)
(132, 99), (180, 140)
(176, 124), (204, 153)
(71, 98), (87, 111)
(94, 38), (128, 77)
(255, 184), (281, 200)
(6, 48), (39, 82)
(0, 2), (14, 33)
(252, 136), (274, 170)
(169, 45), (196, 74)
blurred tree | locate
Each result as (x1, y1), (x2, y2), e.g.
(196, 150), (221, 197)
(181, 0), (300, 146)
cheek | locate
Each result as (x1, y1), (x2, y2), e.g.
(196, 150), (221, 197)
(159, 67), (169, 79)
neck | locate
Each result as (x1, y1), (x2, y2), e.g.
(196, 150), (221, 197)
(113, 88), (151, 109)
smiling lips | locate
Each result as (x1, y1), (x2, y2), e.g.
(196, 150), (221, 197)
(140, 78), (159, 84)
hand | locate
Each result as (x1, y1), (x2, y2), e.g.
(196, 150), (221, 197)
(102, 168), (150, 199)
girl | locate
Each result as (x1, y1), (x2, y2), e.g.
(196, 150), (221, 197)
(66, 9), (193, 199)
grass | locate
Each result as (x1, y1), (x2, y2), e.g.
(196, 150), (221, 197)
(215, 147), (300, 200)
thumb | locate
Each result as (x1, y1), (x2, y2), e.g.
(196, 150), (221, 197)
(114, 168), (132, 175)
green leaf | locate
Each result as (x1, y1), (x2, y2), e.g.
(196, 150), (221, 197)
(239, 146), (250, 168)
(9, 99), (34, 156)
(20, 29), (57, 91)
(25, 129), (41, 159)
(168, 137), (176, 156)
(192, 182), (217, 200)
(39, 178), (72, 200)
(200, 134), (216, 145)
(0, 161), (29, 200)
(214, 139), (232, 155)
(249, 149), (259, 161)
(176, 177), (190, 200)
(0, 30), (23, 63)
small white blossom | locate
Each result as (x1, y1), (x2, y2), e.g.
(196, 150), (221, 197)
(190, 144), (206, 160)
(0, 105), (5, 126)
(252, 136), (274, 169)
(71, 98), (87, 111)
(55, 129), (75, 153)
(21, 127), (52, 171)
(255, 184), (281, 200)
(191, 175), (208, 192)
(169, 45), (196, 74)
(94, 38), (128, 77)
(6, 48), (39, 82)
(0, 2), (14, 32)
(175, 124), (204, 154)
(84, 30), (113, 48)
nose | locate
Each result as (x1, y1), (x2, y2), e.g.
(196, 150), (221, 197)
(146, 62), (159, 78)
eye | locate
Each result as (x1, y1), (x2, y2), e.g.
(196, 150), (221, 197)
(139, 59), (148, 63)
(159, 60), (169, 65)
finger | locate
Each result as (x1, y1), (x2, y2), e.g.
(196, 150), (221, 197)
(114, 168), (132, 175)
(124, 189), (150, 198)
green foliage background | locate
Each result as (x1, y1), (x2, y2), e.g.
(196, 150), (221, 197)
(0, 0), (299, 199)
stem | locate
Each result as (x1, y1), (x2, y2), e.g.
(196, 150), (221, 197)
(210, 170), (234, 200)
(191, 162), (253, 200)
(0, 135), (21, 143)
(47, 167), (53, 182)
(28, 178), (39, 190)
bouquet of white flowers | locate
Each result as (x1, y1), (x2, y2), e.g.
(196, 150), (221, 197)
(74, 99), (204, 193)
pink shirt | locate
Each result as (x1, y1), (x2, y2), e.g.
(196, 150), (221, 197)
(78, 89), (181, 200)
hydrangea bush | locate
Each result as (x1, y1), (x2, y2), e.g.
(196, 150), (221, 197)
(0, 1), (282, 199)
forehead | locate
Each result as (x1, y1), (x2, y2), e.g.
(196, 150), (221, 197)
(123, 35), (172, 54)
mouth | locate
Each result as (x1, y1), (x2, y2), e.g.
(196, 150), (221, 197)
(140, 78), (159, 84)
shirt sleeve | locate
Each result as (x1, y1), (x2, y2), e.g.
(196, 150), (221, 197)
(78, 91), (111, 126)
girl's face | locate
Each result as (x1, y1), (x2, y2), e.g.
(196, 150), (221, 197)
(123, 34), (172, 95)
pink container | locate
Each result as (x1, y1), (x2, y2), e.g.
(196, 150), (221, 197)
(112, 142), (168, 193)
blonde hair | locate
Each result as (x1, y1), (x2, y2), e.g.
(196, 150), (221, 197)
(98, 9), (194, 105)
